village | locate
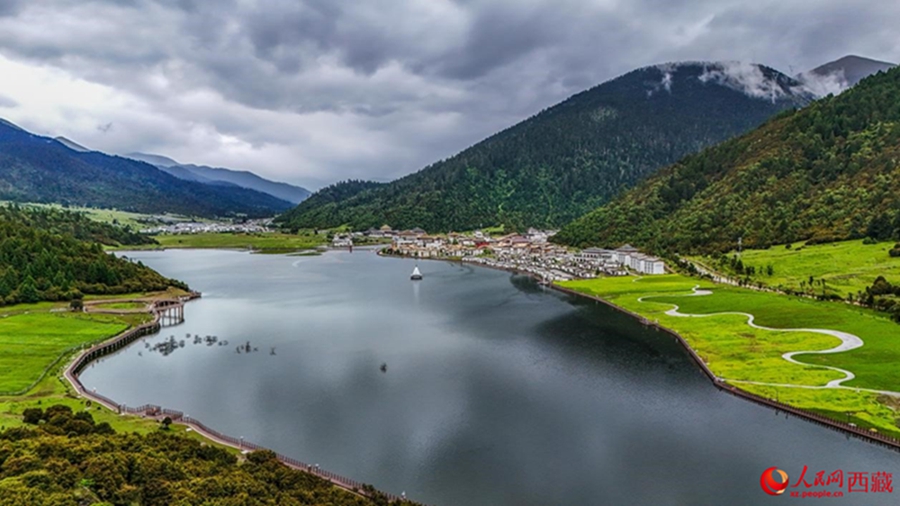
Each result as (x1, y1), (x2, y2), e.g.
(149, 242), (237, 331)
(333, 226), (666, 282)
(141, 218), (272, 235)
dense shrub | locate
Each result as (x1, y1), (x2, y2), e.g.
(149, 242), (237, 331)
(0, 406), (416, 506)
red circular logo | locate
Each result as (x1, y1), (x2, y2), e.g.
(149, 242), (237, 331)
(761, 467), (789, 496)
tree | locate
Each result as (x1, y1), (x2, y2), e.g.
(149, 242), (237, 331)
(867, 213), (893, 241)
(22, 408), (43, 424)
(18, 276), (40, 303)
(160, 417), (173, 430)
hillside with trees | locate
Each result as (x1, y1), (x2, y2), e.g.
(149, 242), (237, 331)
(0, 120), (293, 218)
(3, 204), (154, 247)
(0, 207), (185, 304)
(278, 63), (811, 232)
(553, 66), (900, 254)
(0, 406), (408, 506)
(276, 179), (386, 230)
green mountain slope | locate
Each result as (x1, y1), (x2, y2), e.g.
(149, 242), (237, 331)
(280, 62), (811, 232)
(553, 66), (900, 254)
(0, 206), (185, 304)
(275, 179), (386, 229)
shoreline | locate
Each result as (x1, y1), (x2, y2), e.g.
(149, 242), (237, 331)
(552, 286), (900, 452)
(386, 251), (900, 452)
(62, 292), (415, 505)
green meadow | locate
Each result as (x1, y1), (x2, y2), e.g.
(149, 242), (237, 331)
(695, 239), (900, 297)
(0, 311), (128, 395)
(560, 274), (900, 437)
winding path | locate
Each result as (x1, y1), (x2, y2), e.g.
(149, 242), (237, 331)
(637, 286), (900, 397)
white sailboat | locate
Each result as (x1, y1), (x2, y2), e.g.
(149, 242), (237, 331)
(410, 266), (423, 280)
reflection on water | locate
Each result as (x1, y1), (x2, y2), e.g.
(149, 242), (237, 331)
(81, 250), (900, 506)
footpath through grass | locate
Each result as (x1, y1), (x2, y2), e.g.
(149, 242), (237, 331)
(694, 239), (900, 297)
(560, 274), (900, 438)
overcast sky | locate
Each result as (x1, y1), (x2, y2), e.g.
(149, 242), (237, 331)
(0, 0), (897, 190)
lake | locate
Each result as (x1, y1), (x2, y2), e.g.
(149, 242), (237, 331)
(81, 249), (900, 505)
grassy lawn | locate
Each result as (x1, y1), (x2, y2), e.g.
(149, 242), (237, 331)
(693, 239), (900, 297)
(559, 274), (900, 437)
(0, 311), (128, 395)
(121, 232), (327, 253)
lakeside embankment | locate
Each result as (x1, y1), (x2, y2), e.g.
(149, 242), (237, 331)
(551, 282), (900, 452)
(63, 292), (417, 505)
(391, 249), (900, 451)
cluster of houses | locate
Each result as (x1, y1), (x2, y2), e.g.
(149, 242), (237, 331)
(369, 226), (667, 281)
(142, 219), (271, 235)
(576, 245), (666, 275)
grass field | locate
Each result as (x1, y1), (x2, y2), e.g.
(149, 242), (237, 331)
(694, 239), (900, 297)
(121, 232), (327, 253)
(560, 274), (900, 437)
(0, 311), (128, 395)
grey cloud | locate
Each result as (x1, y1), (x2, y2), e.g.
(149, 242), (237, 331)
(0, 93), (18, 108)
(0, 0), (23, 17)
(0, 0), (896, 189)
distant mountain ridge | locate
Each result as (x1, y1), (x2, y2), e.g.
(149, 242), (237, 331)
(0, 120), (293, 218)
(127, 152), (311, 204)
(808, 55), (895, 87)
(795, 55), (896, 97)
(280, 61), (813, 232)
(552, 65), (900, 253)
(54, 137), (90, 153)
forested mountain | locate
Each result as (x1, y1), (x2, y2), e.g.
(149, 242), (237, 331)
(279, 62), (812, 232)
(127, 152), (312, 204)
(0, 406), (404, 506)
(275, 179), (386, 229)
(553, 66), (900, 254)
(0, 121), (293, 218)
(0, 206), (185, 304)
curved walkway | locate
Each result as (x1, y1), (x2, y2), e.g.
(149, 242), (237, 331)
(637, 286), (900, 397)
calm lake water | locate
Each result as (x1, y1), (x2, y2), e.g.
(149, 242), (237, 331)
(82, 249), (900, 505)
